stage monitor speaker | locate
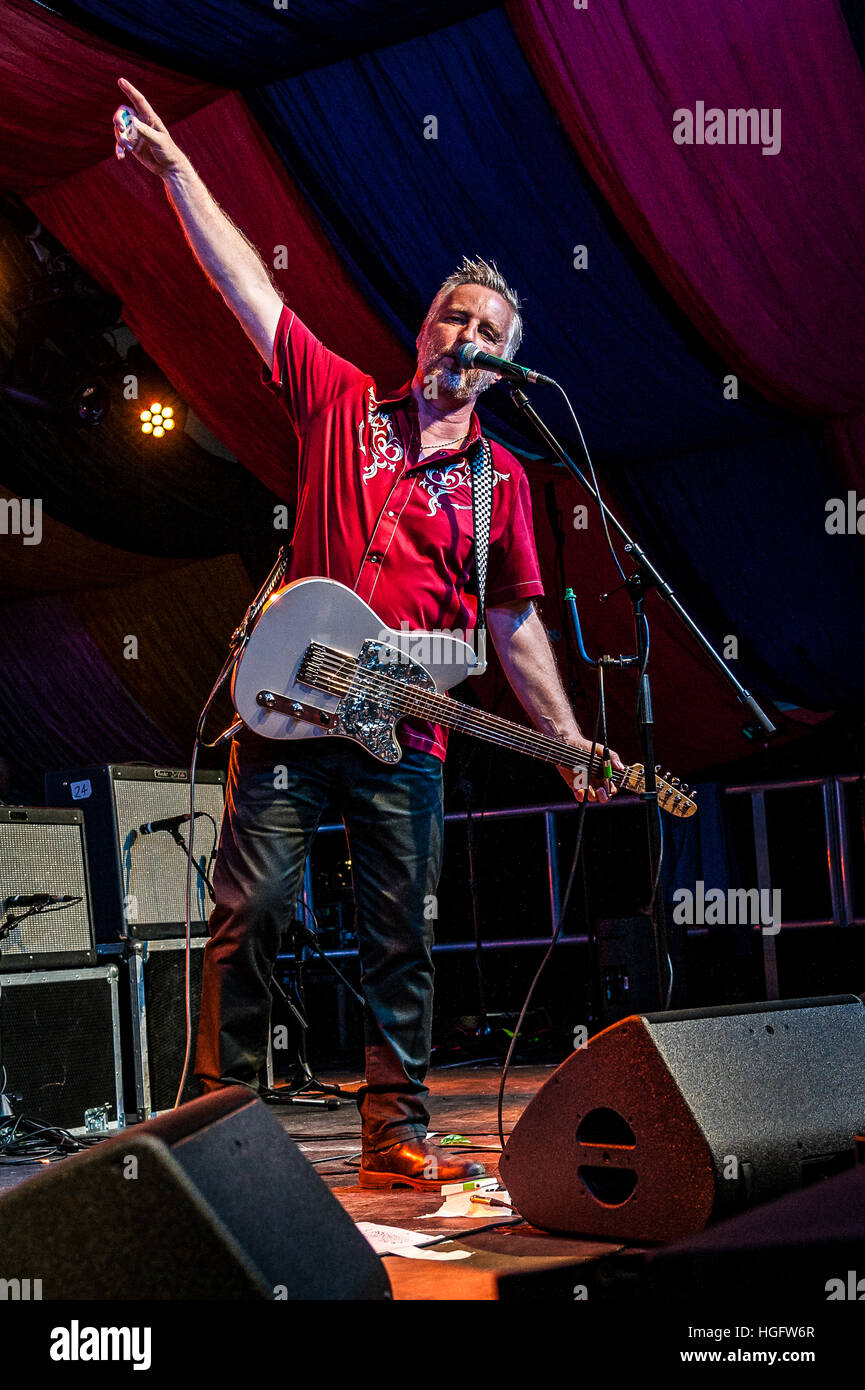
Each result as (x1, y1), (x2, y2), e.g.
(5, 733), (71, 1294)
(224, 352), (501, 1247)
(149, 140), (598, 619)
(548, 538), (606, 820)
(44, 765), (225, 942)
(501, 995), (865, 1244)
(0, 808), (95, 971)
(637, 1158), (865, 1302)
(498, 1162), (865, 1302)
(0, 1086), (391, 1300)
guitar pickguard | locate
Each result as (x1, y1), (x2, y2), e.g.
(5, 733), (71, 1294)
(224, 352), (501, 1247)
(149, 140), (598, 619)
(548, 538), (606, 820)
(330, 639), (436, 762)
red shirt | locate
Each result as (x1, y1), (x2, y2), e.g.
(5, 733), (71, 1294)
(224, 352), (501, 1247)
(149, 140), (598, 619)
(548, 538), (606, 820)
(261, 304), (544, 761)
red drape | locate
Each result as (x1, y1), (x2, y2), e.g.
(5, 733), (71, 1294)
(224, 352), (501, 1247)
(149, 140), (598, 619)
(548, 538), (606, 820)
(27, 93), (414, 497)
(509, 0), (865, 437)
(0, 0), (223, 192)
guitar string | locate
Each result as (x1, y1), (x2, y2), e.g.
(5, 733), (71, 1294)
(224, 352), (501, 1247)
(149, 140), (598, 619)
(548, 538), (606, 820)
(296, 647), (688, 807)
(301, 649), (614, 772)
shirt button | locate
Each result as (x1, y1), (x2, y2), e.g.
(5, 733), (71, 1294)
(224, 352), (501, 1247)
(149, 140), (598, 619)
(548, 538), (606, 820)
(387, 510), (396, 518)
(368, 552), (382, 564)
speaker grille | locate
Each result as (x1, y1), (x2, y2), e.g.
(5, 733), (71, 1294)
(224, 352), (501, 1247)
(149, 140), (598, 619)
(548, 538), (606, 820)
(0, 968), (122, 1129)
(142, 942), (205, 1112)
(0, 820), (93, 964)
(114, 781), (224, 928)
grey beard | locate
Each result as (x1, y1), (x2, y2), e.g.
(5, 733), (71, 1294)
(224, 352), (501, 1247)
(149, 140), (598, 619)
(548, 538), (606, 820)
(434, 362), (498, 400)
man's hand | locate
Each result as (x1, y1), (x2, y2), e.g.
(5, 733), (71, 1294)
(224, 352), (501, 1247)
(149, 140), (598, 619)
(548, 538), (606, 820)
(114, 78), (186, 178)
(487, 600), (626, 807)
(559, 738), (625, 804)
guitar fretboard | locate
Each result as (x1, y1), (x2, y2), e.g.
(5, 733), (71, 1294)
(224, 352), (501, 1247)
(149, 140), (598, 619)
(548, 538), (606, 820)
(298, 642), (696, 818)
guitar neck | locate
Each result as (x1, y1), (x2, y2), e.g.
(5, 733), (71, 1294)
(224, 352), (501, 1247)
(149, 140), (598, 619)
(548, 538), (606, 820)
(292, 640), (702, 812)
(396, 684), (621, 781)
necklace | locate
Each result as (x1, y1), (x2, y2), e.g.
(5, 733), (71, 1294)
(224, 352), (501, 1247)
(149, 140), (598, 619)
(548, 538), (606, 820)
(418, 428), (470, 456)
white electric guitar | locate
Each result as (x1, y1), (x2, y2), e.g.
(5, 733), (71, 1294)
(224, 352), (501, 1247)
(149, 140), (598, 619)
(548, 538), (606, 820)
(231, 577), (697, 818)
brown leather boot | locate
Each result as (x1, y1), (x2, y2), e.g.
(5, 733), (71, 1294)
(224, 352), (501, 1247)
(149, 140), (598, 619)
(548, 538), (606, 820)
(359, 1137), (488, 1191)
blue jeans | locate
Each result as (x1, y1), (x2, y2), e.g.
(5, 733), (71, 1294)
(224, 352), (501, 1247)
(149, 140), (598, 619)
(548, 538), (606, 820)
(194, 731), (444, 1152)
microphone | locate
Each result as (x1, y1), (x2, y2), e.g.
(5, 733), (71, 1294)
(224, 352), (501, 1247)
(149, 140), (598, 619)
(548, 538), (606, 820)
(138, 811), (204, 836)
(454, 341), (556, 386)
(4, 893), (79, 909)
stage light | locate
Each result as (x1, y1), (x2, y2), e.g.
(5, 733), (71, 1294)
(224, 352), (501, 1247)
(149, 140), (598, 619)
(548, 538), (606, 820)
(139, 401), (176, 439)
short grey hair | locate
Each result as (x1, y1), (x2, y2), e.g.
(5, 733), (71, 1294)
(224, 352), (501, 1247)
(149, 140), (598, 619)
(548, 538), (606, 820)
(425, 255), (523, 356)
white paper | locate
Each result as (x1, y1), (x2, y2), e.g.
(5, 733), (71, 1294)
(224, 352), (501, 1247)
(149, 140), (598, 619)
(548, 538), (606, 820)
(356, 1221), (473, 1260)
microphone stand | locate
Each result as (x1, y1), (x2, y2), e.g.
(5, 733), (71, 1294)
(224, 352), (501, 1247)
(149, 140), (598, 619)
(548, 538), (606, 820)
(169, 826), (215, 903)
(263, 919), (367, 1107)
(507, 385), (776, 1006)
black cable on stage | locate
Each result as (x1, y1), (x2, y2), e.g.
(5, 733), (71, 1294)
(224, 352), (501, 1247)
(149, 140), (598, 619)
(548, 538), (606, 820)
(378, 1217), (526, 1254)
(0, 1112), (112, 1163)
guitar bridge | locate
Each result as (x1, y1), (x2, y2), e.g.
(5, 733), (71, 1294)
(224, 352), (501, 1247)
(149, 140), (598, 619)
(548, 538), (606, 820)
(256, 691), (334, 727)
(295, 638), (435, 763)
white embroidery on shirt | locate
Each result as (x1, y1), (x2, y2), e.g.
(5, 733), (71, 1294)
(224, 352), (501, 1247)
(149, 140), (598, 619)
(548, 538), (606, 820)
(361, 389), (404, 482)
(419, 458), (509, 517)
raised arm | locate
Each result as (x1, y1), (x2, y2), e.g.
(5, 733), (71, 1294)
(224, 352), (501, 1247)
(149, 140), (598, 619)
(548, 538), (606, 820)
(114, 78), (283, 366)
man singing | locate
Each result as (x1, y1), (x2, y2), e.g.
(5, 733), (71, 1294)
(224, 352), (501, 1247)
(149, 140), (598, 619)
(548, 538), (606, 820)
(114, 78), (623, 1190)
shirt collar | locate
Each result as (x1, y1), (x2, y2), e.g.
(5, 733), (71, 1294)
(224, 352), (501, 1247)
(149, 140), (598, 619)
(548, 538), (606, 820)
(376, 381), (483, 466)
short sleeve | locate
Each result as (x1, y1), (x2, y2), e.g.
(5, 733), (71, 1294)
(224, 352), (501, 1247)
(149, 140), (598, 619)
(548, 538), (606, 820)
(261, 303), (368, 438)
(485, 449), (545, 605)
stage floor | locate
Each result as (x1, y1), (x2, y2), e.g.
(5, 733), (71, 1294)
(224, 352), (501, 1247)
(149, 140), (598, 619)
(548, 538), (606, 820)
(267, 1061), (626, 1300)
(0, 1062), (626, 1301)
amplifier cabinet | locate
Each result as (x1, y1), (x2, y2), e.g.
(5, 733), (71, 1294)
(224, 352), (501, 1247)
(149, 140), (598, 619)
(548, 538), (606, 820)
(0, 965), (124, 1132)
(126, 938), (207, 1119)
(44, 765), (225, 942)
(0, 807), (96, 972)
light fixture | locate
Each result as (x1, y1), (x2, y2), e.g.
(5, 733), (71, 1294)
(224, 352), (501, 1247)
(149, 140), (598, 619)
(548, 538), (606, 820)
(139, 402), (176, 439)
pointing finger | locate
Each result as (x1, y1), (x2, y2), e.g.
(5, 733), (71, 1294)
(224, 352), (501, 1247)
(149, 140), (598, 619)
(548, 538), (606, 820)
(117, 77), (164, 130)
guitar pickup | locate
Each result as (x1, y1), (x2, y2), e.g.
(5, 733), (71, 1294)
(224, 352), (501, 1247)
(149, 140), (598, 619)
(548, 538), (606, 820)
(256, 690), (333, 727)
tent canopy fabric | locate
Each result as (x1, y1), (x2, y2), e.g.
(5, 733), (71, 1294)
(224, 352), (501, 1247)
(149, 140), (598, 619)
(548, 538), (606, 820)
(1, 0), (862, 779)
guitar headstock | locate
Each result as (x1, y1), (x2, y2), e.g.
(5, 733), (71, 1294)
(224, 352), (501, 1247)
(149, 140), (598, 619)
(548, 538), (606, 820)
(620, 764), (698, 818)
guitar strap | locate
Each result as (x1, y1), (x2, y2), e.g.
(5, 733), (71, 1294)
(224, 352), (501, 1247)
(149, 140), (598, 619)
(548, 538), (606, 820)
(469, 434), (493, 676)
